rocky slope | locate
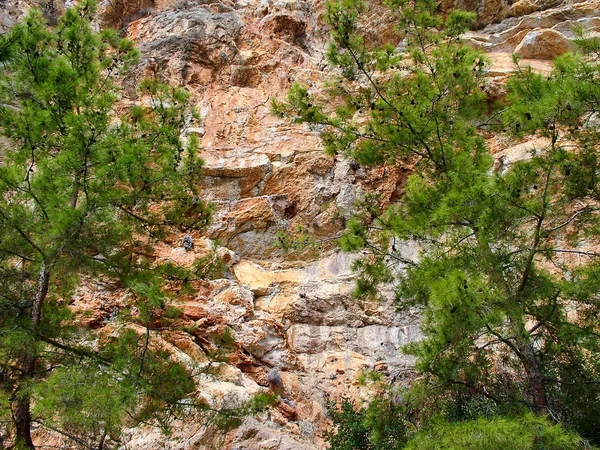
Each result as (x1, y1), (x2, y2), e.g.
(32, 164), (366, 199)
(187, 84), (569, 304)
(2, 0), (600, 448)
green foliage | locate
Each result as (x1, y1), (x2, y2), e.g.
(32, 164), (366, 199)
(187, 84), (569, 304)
(405, 413), (593, 450)
(192, 251), (226, 280)
(273, 0), (488, 171)
(277, 0), (600, 446)
(211, 391), (278, 432)
(275, 225), (325, 255)
(163, 304), (183, 319)
(248, 391), (278, 413)
(325, 398), (373, 450)
(326, 395), (595, 450)
(357, 369), (385, 385)
(0, 1), (212, 447)
(26, 327), (199, 444)
(32, 365), (134, 440)
(362, 392), (410, 449)
(325, 394), (409, 450)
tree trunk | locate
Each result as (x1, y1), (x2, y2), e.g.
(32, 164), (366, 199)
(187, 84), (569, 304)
(517, 340), (548, 413)
(505, 313), (548, 414)
(30, 263), (50, 329)
(13, 367), (35, 450)
(12, 264), (50, 450)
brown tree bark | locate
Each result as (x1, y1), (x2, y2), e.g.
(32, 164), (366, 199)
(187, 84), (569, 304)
(517, 340), (548, 413)
(12, 264), (50, 450)
(13, 362), (35, 450)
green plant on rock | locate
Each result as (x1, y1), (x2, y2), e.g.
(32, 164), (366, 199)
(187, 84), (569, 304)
(275, 225), (325, 255)
(357, 369), (385, 386)
(404, 413), (593, 450)
(325, 398), (374, 450)
(325, 393), (410, 450)
(209, 391), (278, 433)
(276, 0), (600, 445)
(0, 1), (213, 448)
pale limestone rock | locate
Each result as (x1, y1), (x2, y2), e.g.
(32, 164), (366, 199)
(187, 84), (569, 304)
(0, 0), (64, 32)
(234, 259), (302, 292)
(202, 151), (272, 198)
(493, 137), (552, 172)
(514, 28), (573, 59)
(457, 0), (600, 54)
(232, 417), (319, 450)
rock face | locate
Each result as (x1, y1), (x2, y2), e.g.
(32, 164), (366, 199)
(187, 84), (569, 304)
(0, 0), (64, 31)
(442, 0), (564, 28)
(4, 0), (600, 448)
(120, 2), (600, 448)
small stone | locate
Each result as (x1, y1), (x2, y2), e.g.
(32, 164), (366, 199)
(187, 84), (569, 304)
(267, 367), (282, 387)
(300, 420), (315, 437)
(106, 307), (119, 322)
(278, 400), (297, 421)
(183, 235), (194, 251)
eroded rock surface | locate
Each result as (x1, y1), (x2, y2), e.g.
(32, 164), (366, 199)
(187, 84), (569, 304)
(120, 3), (600, 448)
(4, 0), (600, 448)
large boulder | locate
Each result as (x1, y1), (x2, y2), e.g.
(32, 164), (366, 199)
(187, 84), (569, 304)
(514, 28), (573, 59)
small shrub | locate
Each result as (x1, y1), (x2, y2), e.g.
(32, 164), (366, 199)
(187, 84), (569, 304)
(249, 392), (277, 413)
(325, 393), (409, 450)
(405, 414), (594, 450)
(162, 305), (182, 319)
(193, 251), (225, 280)
(357, 369), (385, 386)
(325, 398), (373, 450)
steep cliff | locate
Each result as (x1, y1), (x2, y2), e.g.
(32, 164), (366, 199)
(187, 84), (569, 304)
(2, 0), (599, 448)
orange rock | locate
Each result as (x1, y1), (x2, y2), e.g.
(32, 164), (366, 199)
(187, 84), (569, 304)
(515, 29), (573, 59)
(278, 399), (298, 421)
(181, 302), (209, 320)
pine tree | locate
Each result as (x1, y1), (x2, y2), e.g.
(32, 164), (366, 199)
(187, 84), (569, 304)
(274, 0), (600, 442)
(0, 1), (212, 447)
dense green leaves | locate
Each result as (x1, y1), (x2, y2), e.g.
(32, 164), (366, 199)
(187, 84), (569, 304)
(325, 399), (375, 450)
(0, 1), (212, 447)
(405, 414), (591, 450)
(277, 0), (600, 446)
(327, 401), (592, 449)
